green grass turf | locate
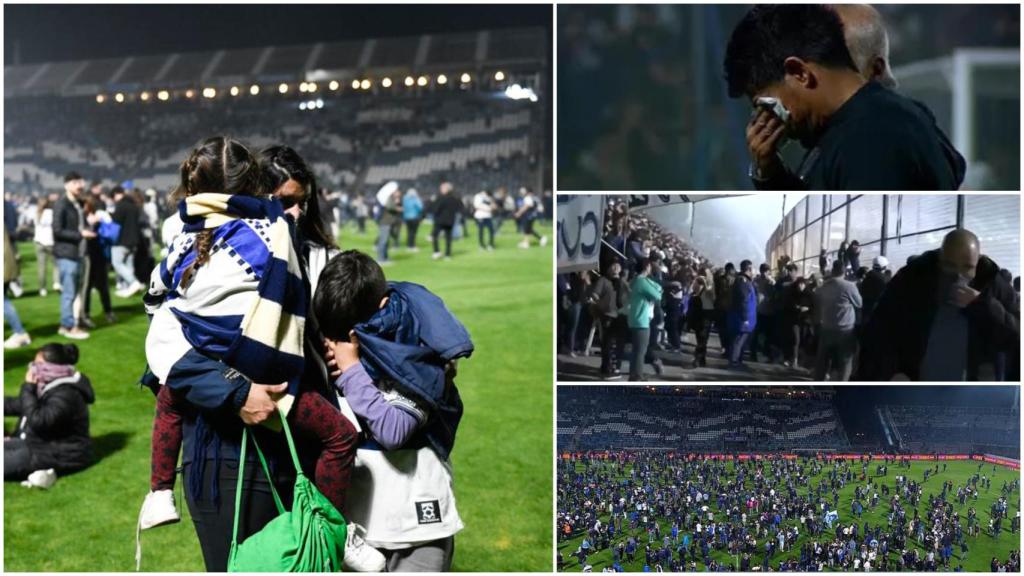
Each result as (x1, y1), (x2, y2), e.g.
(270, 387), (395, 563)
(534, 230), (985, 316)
(4, 219), (553, 571)
(558, 458), (1020, 572)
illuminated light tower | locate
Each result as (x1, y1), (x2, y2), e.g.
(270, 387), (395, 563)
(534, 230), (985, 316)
(437, 74), (448, 85)
(494, 70), (506, 81)
(202, 87), (217, 99)
(360, 79), (371, 90)
(308, 82), (318, 93)
(460, 73), (471, 84)
(417, 76), (428, 87)
(382, 77), (393, 88)
(404, 76), (415, 87)
(96, 94), (106, 104)
(114, 93), (125, 103)
(351, 79), (361, 90)
(157, 90), (170, 101)
(140, 92), (151, 101)
(185, 89), (195, 99)
(230, 86), (240, 97)
(328, 80), (339, 91)
(278, 83), (289, 94)
(250, 85), (260, 96)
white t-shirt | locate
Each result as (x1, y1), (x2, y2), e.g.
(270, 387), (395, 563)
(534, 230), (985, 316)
(473, 193), (494, 220)
(34, 208), (54, 247)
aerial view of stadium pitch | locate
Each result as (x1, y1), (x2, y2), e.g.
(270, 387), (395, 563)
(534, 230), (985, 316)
(556, 385), (1021, 572)
(3, 4), (552, 572)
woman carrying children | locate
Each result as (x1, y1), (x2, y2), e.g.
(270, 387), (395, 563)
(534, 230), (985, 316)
(138, 138), (382, 571)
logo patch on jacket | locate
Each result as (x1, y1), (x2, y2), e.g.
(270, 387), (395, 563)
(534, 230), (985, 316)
(416, 500), (442, 524)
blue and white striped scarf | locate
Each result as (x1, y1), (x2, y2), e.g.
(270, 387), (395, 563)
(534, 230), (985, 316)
(146, 193), (306, 413)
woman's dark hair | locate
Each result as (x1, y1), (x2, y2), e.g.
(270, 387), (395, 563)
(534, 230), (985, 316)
(259, 145), (336, 249)
(39, 343), (79, 365)
(724, 4), (857, 98)
(312, 250), (388, 341)
(176, 136), (262, 288)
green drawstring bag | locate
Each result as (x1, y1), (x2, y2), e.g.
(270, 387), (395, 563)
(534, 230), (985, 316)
(227, 410), (347, 572)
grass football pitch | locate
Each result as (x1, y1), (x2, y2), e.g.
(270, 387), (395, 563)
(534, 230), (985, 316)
(558, 457), (1020, 572)
(4, 219), (553, 571)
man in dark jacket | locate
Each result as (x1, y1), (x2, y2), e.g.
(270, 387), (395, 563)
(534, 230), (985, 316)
(727, 5), (965, 190)
(52, 171), (93, 340)
(4, 369), (95, 480)
(858, 229), (1019, 381)
(431, 181), (462, 260)
(586, 261), (630, 378)
(727, 260), (758, 369)
(110, 185), (143, 296)
(858, 255), (891, 323)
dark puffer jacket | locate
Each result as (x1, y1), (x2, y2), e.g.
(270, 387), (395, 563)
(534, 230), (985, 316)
(4, 373), (96, 473)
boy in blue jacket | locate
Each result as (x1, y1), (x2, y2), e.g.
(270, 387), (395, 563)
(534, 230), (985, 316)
(313, 250), (473, 571)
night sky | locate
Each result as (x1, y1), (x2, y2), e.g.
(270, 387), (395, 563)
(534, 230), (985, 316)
(4, 4), (552, 66)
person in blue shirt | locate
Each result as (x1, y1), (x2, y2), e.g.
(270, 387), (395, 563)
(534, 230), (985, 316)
(402, 188), (424, 251)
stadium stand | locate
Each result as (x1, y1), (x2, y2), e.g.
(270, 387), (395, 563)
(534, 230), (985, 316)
(4, 28), (549, 198)
(558, 387), (849, 452)
(886, 404), (1020, 458)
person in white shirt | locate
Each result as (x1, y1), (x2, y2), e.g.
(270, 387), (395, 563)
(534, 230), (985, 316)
(32, 197), (59, 296)
(472, 190), (496, 251)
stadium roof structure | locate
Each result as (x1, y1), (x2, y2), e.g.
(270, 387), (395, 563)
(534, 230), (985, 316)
(3, 27), (547, 99)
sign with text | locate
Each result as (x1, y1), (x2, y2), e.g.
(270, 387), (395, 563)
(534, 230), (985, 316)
(557, 195), (605, 272)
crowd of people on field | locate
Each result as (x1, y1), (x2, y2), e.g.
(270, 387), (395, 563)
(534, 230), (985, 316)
(557, 452), (1021, 572)
(557, 199), (1021, 381)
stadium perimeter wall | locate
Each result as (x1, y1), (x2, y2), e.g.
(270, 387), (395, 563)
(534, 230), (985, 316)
(561, 452), (1020, 470)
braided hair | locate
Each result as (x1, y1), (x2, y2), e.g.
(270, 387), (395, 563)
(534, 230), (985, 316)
(175, 136), (262, 289)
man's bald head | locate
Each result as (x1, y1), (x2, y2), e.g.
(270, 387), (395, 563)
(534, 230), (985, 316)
(833, 4), (898, 89)
(940, 228), (981, 280)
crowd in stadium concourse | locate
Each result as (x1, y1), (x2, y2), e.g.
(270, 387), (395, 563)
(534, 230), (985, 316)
(557, 198), (1020, 381)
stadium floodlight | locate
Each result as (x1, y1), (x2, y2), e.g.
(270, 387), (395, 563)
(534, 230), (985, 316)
(230, 86), (240, 97)
(308, 82), (318, 92)
(185, 89), (195, 98)
(382, 77), (393, 88)
(460, 73), (471, 84)
(360, 79), (371, 90)
(299, 102), (308, 111)
(404, 76), (415, 87)
(504, 83), (538, 102)
(250, 85), (260, 96)
(351, 79), (361, 90)
(278, 83), (289, 94)
(494, 70), (506, 82)
(140, 91), (151, 101)
(114, 93), (125, 103)
(299, 82), (308, 93)
(437, 74), (448, 85)
(328, 80), (339, 91)
(417, 75), (428, 87)
(315, 99), (324, 109)
(157, 90), (170, 101)
(96, 94), (105, 104)
(202, 87), (217, 99)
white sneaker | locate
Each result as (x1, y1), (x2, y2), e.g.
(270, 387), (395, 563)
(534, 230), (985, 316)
(139, 489), (181, 530)
(540, 235), (549, 247)
(342, 524), (386, 572)
(58, 326), (90, 340)
(4, 332), (31, 349)
(9, 282), (23, 298)
(518, 240), (530, 249)
(432, 252), (443, 260)
(39, 288), (47, 297)
(118, 281), (143, 298)
(52, 282), (62, 292)
(20, 468), (56, 489)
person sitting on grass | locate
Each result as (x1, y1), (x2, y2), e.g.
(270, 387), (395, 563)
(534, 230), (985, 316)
(4, 343), (94, 486)
(314, 249), (474, 572)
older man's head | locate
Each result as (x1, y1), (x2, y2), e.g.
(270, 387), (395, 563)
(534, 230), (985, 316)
(833, 4), (898, 89)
